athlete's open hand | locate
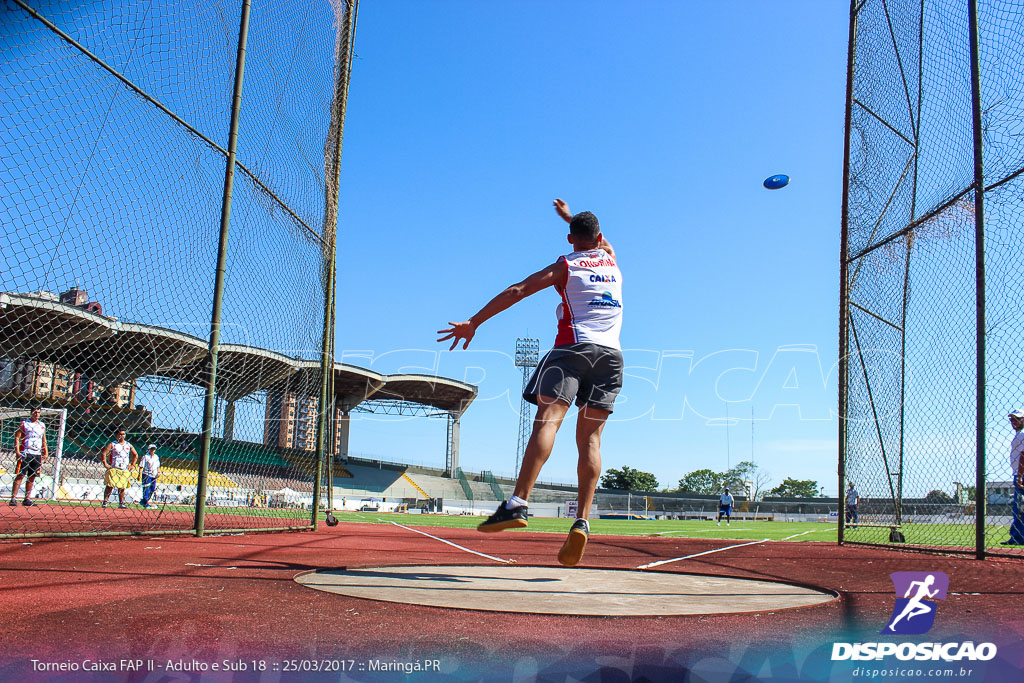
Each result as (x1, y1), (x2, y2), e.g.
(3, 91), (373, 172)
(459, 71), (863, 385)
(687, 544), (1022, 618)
(437, 321), (476, 351)
(553, 198), (572, 224)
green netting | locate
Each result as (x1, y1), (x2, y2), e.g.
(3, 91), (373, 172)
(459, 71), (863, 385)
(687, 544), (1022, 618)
(841, 0), (1024, 557)
(1, 0), (357, 537)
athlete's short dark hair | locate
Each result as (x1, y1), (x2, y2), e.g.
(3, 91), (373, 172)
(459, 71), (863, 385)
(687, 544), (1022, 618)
(569, 211), (600, 241)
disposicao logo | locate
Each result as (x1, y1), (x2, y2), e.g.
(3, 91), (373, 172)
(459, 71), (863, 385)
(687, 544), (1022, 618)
(831, 571), (997, 662)
(883, 571), (948, 635)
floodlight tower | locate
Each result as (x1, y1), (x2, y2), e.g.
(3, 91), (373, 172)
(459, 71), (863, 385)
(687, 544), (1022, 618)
(514, 337), (540, 475)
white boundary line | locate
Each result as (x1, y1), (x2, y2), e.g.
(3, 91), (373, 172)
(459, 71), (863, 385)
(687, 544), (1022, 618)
(382, 520), (516, 565)
(652, 528), (753, 535)
(637, 539), (771, 569)
(638, 525), (839, 569)
(781, 526), (837, 541)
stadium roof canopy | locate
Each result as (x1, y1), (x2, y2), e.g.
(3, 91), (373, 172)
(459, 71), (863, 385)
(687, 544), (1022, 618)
(0, 292), (476, 415)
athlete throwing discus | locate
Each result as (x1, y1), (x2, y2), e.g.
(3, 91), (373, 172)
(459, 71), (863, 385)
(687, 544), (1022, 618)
(438, 198), (624, 567)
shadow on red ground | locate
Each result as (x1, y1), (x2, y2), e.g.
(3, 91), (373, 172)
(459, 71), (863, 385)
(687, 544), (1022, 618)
(1, 521), (1023, 681)
(0, 502), (307, 535)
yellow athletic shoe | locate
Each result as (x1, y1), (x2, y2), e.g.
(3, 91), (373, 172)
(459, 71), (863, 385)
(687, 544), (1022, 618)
(557, 518), (590, 566)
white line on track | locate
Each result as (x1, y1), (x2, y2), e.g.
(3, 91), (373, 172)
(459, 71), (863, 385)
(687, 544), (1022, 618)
(638, 525), (839, 569)
(781, 526), (837, 541)
(381, 519), (516, 565)
(652, 528), (753, 535)
(637, 539), (771, 569)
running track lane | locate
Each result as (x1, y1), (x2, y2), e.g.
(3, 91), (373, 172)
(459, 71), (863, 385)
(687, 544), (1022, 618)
(1, 522), (1022, 678)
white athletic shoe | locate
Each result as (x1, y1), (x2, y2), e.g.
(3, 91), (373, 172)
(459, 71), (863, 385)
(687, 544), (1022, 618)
(716, 522), (720, 526)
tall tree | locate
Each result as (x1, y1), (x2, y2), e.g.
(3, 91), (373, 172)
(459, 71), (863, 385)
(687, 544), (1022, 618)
(677, 469), (724, 495)
(925, 489), (953, 504)
(601, 466), (659, 491)
(716, 461), (771, 500)
(748, 464), (773, 501)
(768, 478), (824, 498)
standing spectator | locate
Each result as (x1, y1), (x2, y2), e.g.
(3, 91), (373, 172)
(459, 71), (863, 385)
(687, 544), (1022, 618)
(100, 429), (138, 509)
(717, 488), (734, 526)
(140, 444), (160, 509)
(1003, 410), (1024, 546)
(9, 406), (47, 507)
(846, 481), (860, 528)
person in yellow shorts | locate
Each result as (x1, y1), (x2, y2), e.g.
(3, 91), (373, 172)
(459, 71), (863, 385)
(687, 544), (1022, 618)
(100, 429), (139, 509)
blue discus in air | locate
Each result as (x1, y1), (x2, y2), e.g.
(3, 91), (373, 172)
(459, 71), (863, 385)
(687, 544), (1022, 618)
(763, 174), (789, 190)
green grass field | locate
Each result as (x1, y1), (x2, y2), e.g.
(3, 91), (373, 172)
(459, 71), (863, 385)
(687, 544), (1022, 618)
(326, 511), (838, 541)
(315, 511), (1022, 550)
(20, 502), (1022, 550)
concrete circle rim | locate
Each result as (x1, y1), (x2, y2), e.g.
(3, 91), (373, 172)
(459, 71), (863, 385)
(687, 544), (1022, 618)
(294, 564), (840, 617)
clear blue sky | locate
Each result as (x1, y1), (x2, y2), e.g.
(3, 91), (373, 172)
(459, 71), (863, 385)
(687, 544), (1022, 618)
(334, 1), (851, 495)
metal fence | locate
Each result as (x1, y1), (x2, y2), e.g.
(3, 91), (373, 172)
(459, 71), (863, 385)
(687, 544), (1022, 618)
(0, 0), (357, 538)
(839, 0), (1024, 557)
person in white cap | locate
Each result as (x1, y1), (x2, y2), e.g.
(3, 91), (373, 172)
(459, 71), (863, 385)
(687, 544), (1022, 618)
(1003, 410), (1024, 546)
(846, 481), (860, 528)
(717, 488), (734, 526)
(140, 444), (161, 509)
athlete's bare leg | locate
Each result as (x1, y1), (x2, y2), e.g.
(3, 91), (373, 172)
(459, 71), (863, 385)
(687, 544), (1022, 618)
(555, 404), (610, 566)
(574, 404), (611, 520)
(512, 395), (570, 500)
(10, 473), (25, 502)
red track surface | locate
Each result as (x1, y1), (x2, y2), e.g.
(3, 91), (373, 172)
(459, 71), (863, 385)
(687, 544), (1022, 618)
(2, 521), (1023, 681)
(0, 503), (306, 535)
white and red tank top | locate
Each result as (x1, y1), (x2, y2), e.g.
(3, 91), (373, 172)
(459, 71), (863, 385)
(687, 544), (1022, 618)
(20, 420), (45, 456)
(554, 249), (623, 349)
(110, 441), (132, 470)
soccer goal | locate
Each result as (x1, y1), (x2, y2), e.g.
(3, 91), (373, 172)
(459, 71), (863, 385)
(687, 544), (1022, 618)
(0, 407), (67, 502)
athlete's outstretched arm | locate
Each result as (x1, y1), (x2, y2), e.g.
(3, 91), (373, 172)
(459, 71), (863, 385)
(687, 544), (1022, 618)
(554, 198), (573, 224)
(437, 260), (566, 351)
(597, 236), (616, 261)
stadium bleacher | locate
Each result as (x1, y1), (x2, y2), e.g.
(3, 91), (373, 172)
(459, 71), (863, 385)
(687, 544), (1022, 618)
(335, 462), (406, 495)
(56, 427), (583, 510)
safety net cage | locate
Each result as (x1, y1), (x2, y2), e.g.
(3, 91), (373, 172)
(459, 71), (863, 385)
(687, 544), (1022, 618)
(0, 0), (358, 538)
(840, 0), (1024, 558)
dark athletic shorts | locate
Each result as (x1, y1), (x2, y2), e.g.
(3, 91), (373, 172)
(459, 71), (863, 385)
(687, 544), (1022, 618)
(523, 343), (624, 412)
(16, 453), (42, 479)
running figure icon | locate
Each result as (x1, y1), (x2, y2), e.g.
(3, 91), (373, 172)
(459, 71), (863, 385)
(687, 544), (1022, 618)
(886, 574), (941, 634)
